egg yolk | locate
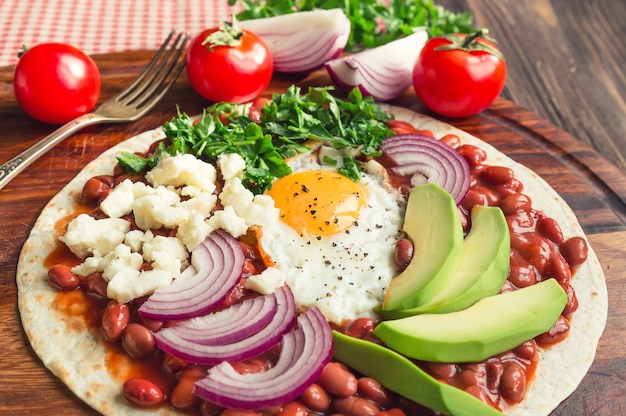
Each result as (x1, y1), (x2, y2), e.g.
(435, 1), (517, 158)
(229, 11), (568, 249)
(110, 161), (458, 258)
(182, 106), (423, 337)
(267, 170), (366, 237)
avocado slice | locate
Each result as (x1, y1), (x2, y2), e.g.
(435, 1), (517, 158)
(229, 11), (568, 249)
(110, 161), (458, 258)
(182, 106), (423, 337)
(332, 331), (503, 416)
(382, 183), (464, 312)
(374, 278), (567, 363)
(379, 205), (510, 319)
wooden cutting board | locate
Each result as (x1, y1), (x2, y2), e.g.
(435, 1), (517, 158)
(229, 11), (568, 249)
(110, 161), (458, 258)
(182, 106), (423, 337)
(0, 51), (625, 415)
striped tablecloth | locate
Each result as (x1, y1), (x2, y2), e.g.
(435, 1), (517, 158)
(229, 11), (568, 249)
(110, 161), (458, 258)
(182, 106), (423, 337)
(0, 0), (240, 67)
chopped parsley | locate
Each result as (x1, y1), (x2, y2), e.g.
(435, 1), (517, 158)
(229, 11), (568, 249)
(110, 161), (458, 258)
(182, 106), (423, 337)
(116, 85), (393, 194)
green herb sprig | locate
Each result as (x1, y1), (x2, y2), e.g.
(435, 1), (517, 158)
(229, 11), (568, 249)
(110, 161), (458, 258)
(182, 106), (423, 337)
(228, 0), (476, 51)
(116, 85), (393, 193)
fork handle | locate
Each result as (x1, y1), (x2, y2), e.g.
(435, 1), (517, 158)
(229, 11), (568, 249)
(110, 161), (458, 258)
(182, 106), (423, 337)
(0, 113), (106, 191)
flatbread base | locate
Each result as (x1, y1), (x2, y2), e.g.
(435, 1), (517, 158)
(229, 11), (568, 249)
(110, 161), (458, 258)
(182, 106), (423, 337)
(17, 107), (608, 415)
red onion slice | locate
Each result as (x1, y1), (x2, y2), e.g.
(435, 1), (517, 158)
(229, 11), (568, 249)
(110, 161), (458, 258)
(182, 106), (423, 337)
(239, 9), (351, 73)
(138, 230), (244, 320)
(153, 285), (296, 365)
(194, 307), (333, 410)
(324, 31), (428, 101)
(380, 133), (470, 204)
(158, 291), (278, 345)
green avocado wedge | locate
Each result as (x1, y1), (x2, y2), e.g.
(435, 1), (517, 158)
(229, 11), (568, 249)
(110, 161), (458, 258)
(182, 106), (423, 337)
(382, 183), (464, 312)
(374, 278), (567, 363)
(332, 331), (503, 416)
(378, 205), (510, 319)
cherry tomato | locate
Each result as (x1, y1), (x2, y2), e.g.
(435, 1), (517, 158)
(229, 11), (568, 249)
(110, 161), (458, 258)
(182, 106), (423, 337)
(14, 43), (101, 124)
(186, 21), (273, 103)
(412, 29), (506, 118)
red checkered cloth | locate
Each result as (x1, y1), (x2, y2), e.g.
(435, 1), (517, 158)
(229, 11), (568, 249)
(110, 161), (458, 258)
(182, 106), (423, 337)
(0, 0), (241, 67)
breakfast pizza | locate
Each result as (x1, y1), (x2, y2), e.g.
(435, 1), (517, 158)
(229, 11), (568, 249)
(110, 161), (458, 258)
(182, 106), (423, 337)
(17, 86), (607, 415)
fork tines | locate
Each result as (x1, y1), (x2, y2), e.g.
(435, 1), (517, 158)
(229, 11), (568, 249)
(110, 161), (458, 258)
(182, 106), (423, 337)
(116, 30), (190, 110)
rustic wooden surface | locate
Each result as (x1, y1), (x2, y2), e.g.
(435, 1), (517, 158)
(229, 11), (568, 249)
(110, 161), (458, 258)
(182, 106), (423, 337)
(440, 0), (626, 173)
(1, 48), (626, 415)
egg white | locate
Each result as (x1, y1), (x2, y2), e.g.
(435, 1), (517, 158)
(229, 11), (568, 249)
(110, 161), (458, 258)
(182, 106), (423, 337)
(260, 147), (405, 324)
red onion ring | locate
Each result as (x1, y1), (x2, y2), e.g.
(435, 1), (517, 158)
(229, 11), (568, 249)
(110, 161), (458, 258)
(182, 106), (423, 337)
(153, 285), (296, 365)
(138, 229), (244, 320)
(194, 307), (333, 410)
(380, 133), (470, 204)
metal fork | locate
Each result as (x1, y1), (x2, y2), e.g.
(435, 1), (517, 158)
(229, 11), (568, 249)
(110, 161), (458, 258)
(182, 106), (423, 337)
(0, 30), (190, 191)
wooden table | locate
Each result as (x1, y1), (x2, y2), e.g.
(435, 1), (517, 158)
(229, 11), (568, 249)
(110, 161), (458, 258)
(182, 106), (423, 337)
(441, 0), (626, 173)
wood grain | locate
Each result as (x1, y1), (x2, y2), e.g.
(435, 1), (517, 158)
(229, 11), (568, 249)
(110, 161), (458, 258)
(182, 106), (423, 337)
(440, 0), (626, 172)
(0, 51), (625, 415)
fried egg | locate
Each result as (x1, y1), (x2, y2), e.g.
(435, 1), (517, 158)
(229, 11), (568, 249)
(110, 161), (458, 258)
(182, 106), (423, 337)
(260, 146), (405, 324)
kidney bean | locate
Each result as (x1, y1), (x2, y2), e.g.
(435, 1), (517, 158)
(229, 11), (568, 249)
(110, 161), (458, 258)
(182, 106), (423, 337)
(464, 385), (491, 404)
(123, 378), (164, 407)
(536, 315), (571, 345)
(221, 279), (247, 308)
(277, 402), (308, 416)
(440, 133), (461, 149)
(486, 361), (504, 392)
(394, 238), (413, 271)
(500, 193), (532, 215)
(385, 119), (419, 135)
(457, 363), (487, 390)
(344, 317), (375, 340)
(512, 234), (551, 274)
(163, 352), (192, 374)
(512, 340), (537, 362)
(500, 362), (526, 403)
(300, 382), (331, 412)
(559, 236), (588, 268)
(122, 323), (155, 358)
(545, 254), (572, 283)
(427, 362), (457, 381)
(171, 366), (206, 409)
(460, 189), (489, 211)
(357, 377), (393, 408)
(478, 166), (514, 186)
(84, 272), (108, 299)
(47, 264), (80, 291)
(231, 357), (270, 375)
(536, 217), (565, 245)
(473, 185), (500, 206)
(457, 144), (487, 168)
(492, 178), (524, 198)
(377, 410), (407, 416)
(242, 259), (257, 276)
(506, 211), (536, 234)
(220, 410), (261, 416)
(81, 175), (114, 204)
(332, 396), (380, 416)
(101, 300), (130, 342)
(199, 399), (223, 416)
(318, 362), (358, 397)
(508, 264), (538, 288)
(559, 281), (579, 316)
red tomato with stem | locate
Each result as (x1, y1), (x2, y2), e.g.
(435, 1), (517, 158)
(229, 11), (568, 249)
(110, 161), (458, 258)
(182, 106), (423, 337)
(186, 20), (273, 103)
(412, 29), (506, 118)
(14, 43), (101, 124)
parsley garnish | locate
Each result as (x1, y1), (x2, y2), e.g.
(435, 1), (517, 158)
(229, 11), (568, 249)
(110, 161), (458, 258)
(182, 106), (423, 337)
(229, 0), (476, 51)
(116, 86), (393, 194)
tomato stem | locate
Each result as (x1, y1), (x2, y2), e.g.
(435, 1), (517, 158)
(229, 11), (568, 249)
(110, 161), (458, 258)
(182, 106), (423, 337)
(461, 28), (490, 49)
(434, 28), (505, 61)
(202, 16), (244, 50)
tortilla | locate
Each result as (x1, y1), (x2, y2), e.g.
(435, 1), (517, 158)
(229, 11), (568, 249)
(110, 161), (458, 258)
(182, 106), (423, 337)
(17, 105), (607, 415)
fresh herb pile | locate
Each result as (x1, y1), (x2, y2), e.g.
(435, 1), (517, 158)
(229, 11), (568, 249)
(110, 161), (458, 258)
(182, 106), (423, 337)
(228, 0), (476, 51)
(117, 86), (393, 194)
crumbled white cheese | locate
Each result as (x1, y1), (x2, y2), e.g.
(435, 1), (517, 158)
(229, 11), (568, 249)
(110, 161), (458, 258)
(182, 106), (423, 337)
(218, 153), (246, 180)
(100, 244), (144, 281)
(142, 235), (188, 274)
(59, 214), (130, 259)
(219, 177), (279, 228)
(244, 267), (286, 295)
(176, 212), (213, 251)
(178, 192), (218, 218)
(107, 268), (175, 303)
(132, 186), (189, 230)
(146, 153), (217, 196)
(208, 205), (248, 237)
